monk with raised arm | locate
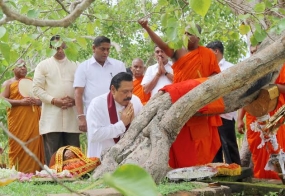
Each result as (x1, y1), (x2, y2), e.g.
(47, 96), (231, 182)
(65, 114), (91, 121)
(131, 58), (150, 105)
(139, 19), (223, 168)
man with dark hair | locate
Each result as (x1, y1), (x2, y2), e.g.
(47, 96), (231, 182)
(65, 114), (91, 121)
(206, 40), (241, 165)
(73, 36), (126, 157)
(86, 72), (142, 158)
(138, 19), (222, 168)
(33, 35), (80, 166)
(141, 46), (173, 98)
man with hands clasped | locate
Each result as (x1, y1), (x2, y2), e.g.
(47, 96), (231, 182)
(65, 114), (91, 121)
(33, 35), (81, 165)
(86, 72), (142, 158)
(141, 46), (173, 97)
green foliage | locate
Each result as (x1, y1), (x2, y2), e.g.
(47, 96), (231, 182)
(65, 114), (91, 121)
(158, 180), (202, 195)
(189, 0), (212, 17)
(0, 180), (102, 196)
(103, 164), (159, 196)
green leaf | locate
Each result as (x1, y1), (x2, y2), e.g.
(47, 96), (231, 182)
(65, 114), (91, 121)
(161, 14), (168, 27)
(28, 34), (40, 40)
(277, 18), (285, 34)
(165, 27), (178, 41)
(0, 10), (3, 19)
(158, 0), (168, 6)
(238, 14), (250, 20)
(229, 32), (239, 40)
(250, 35), (259, 46)
(61, 37), (74, 43)
(103, 164), (158, 196)
(254, 23), (262, 33)
(65, 42), (78, 61)
(0, 97), (11, 109)
(0, 26), (6, 39)
(27, 10), (39, 18)
(46, 48), (57, 57)
(76, 37), (88, 50)
(86, 23), (94, 35)
(0, 42), (10, 62)
(21, 5), (29, 14)
(185, 21), (200, 37)
(254, 29), (266, 42)
(254, 2), (265, 13)
(189, 0), (212, 17)
(167, 17), (177, 28)
(239, 24), (250, 35)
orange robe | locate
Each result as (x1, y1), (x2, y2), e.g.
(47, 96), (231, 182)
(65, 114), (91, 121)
(247, 64), (285, 179)
(166, 46), (223, 168)
(133, 76), (150, 105)
(7, 80), (44, 173)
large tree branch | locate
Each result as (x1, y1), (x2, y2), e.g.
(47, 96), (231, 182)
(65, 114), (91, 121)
(0, 0), (94, 27)
(160, 33), (285, 135)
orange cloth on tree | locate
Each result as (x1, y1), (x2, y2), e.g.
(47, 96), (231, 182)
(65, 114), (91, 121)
(133, 76), (150, 105)
(247, 64), (285, 179)
(163, 46), (223, 168)
(7, 80), (44, 173)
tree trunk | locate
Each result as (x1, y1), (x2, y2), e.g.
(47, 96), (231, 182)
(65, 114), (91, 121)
(92, 33), (285, 184)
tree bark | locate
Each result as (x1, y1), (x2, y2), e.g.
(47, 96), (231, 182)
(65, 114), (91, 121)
(92, 33), (285, 183)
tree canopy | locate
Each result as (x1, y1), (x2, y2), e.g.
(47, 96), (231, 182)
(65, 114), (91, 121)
(0, 0), (270, 83)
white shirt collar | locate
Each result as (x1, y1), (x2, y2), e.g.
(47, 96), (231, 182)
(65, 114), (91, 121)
(219, 58), (226, 66)
(91, 56), (111, 66)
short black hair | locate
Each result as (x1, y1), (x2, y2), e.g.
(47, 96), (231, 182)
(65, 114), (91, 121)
(206, 40), (224, 54)
(110, 72), (133, 90)
(93, 36), (111, 47)
(50, 35), (60, 48)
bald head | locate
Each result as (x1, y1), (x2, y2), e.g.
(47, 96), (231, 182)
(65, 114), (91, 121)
(131, 58), (145, 78)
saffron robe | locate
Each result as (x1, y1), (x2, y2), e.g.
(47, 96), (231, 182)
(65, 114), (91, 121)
(247, 64), (285, 179)
(7, 80), (44, 173)
(133, 76), (150, 105)
(167, 46), (223, 168)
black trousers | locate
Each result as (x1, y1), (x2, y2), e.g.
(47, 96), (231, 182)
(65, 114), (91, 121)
(213, 118), (241, 165)
(43, 132), (80, 166)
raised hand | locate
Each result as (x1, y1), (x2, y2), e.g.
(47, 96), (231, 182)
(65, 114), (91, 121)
(138, 18), (149, 29)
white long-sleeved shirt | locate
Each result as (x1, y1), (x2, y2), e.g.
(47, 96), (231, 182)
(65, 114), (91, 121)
(33, 57), (80, 134)
(86, 93), (143, 158)
(219, 58), (237, 121)
(141, 61), (173, 97)
(73, 56), (126, 110)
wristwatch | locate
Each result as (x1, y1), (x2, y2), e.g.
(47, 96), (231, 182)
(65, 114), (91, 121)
(165, 72), (168, 76)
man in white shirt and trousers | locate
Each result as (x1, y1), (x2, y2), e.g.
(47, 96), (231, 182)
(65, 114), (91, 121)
(86, 72), (143, 158)
(206, 40), (241, 165)
(73, 36), (126, 157)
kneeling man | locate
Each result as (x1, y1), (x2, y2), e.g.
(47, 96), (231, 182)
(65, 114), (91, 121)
(86, 72), (143, 158)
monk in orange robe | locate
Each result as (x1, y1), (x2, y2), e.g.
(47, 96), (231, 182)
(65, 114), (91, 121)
(131, 58), (150, 105)
(139, 19), (223, 168)
(1, 59), (44, 173)
(241, 64), (285, 179)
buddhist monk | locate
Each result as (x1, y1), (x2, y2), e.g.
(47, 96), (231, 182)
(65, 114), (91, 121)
(131, 58), (150, 105)
(1, 59), (44, 173)
(138, 19), (223, 168)
(238, 64), (285, 179)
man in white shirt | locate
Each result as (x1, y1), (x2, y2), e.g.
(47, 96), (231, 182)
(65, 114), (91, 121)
(206, 40), (241, 165)
(86, 72), (143, 158)
(141, 46), (173, 97)
(33, 35), (81, 165)
(73, 36), (126, 133)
